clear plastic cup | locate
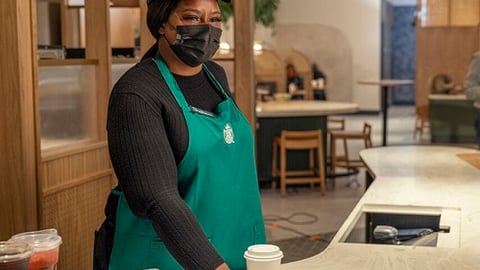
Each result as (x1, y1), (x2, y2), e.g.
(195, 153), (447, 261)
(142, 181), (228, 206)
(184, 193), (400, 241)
(244, 244), (283, 270)
(0, 241), (33, 270)
(9, 230), (62, 270)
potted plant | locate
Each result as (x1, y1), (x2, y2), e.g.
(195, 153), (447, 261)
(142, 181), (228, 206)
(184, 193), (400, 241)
(219, 0), (280, 28)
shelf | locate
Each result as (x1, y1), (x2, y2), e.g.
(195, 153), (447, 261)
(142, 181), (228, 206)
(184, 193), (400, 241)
(39, 59), (98, 66)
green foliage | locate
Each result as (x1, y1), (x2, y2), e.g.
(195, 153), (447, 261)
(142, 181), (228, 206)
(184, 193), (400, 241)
(255, 0), (280, 28)
(219, 1), (234, 23)
(220, 0), (280, 28)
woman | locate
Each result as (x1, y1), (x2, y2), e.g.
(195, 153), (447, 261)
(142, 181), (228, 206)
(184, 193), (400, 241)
(93, 0), (266, 269)
(286, 63), (304, 92)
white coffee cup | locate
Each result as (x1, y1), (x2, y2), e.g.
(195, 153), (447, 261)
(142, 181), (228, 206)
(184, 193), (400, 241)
(244, 244), (283, 270)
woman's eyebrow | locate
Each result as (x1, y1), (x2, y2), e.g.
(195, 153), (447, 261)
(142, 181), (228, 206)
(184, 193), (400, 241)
(179, 8), (222, 16)
(178, 8), (201, 14)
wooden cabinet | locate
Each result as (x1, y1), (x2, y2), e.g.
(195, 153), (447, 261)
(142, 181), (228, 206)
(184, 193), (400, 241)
(450, 0), (480, 26)
(62, 1), (140, 49)
(417, 0), (480, 27)
(417, 0), (449, 27)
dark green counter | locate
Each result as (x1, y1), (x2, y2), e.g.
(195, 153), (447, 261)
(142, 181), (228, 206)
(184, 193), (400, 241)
(429, 96), (476, 144)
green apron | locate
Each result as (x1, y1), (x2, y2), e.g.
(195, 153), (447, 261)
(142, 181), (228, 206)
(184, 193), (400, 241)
(108, 56), (266, 270)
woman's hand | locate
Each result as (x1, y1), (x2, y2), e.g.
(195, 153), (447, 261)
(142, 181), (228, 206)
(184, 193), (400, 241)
(215, 263), (231, 270)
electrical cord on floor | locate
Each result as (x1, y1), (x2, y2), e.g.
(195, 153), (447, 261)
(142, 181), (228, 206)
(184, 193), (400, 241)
(264, 212), (330, 243)
(264, 212), (318, 225)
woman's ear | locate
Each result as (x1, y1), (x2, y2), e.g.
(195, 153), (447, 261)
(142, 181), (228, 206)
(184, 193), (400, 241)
(158, 23), (166, 36)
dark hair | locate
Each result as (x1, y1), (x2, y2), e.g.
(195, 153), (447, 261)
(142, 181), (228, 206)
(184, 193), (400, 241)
(142, 0), (180, 60)
(142, 0), (228, 60)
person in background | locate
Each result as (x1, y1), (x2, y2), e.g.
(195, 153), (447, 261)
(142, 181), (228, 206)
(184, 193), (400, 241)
(311, 62), (327, 100)
(286, 63), (304, 93)
(464, 51), (480, 148)
(93, 0), (266, 269)
(312, 62), (326, 85)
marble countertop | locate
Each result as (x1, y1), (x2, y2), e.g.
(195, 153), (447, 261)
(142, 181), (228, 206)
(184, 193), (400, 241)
(429, 94), (468, 100)
(256, 100), (359, 118)
(279, 145), (480, 269)
(357, 79), (414, 87)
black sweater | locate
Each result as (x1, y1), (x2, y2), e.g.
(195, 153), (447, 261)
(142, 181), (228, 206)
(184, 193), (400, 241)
(106, 58), (230, 269)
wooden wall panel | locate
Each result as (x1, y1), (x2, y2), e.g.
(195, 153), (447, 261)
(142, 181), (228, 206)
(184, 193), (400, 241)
(415, 26), (479, 121)
(41, 175), (112, 270)
(450, 0), (480, 26)
(41, 143), (114, 270)
(41, 142), (112, 193)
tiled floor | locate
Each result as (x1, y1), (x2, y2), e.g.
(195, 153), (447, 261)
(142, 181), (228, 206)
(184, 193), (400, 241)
(260, 105), (430, 242)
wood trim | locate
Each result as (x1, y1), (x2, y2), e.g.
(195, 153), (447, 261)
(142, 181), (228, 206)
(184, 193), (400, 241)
(38, 59), (99, 66)
(233, 0), (255, 130)
(42, 169), (113, 196)
(41, 141), (108, 161)
(112, 58), (139, 64)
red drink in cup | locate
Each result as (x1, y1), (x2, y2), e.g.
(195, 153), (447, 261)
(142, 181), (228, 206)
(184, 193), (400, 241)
(9, 230), (62, 270)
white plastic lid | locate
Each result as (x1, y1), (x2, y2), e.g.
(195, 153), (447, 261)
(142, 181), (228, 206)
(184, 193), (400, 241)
(244, 244), (283, 261)
(0, 241), (33, 263)
(9, 230), (62, 251)
(11, 229), (58, 238)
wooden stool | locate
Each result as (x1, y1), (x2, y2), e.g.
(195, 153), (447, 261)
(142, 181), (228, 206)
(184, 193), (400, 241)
(271, 130), (326, 197)
(327, 117), (345, 133)
(329, 122), (372, 185)
(414, 117), (429, 139)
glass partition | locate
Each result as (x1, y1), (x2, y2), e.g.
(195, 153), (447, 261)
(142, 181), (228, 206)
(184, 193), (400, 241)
(39, 64), (97, 150)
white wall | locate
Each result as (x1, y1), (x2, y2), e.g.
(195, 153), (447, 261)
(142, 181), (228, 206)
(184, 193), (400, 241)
(255, 0), (382, 111)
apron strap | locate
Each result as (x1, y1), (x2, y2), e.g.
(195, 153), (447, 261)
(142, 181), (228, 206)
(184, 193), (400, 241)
(155, 53), (230, 111)
(202, 65), (228, 99)
(154, 54), (190, 111)
(111, 189), (122, 196)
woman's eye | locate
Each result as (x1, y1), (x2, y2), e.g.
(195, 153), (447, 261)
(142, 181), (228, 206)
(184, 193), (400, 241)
(210, 17), (222, 23)
(183, 15), (200, 22)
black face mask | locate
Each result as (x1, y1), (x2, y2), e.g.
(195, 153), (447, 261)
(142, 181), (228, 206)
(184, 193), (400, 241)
(167, 24), (222, 67)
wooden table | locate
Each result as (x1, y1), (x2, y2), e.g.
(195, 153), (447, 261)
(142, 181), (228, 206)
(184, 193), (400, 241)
(358, 80), (414, 146)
